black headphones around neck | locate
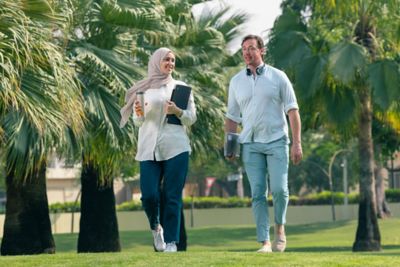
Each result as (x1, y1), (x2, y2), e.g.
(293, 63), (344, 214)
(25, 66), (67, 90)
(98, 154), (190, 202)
(246, 64), (265, 76)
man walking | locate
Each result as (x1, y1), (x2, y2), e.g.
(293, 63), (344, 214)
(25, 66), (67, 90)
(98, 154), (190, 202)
(225, 34), (302, 253)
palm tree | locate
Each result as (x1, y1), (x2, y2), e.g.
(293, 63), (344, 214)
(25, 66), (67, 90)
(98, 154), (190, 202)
(58, 0), (163, 252)
(268, 0), (400, 251)
(0, 0), (84, 255)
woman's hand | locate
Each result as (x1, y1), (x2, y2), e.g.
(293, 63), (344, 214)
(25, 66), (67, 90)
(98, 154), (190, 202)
(165, 100), (183, 117)
(134, 100), (146, 117)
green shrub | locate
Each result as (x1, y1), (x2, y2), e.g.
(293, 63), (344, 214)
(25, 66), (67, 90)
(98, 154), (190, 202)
(292, 191), (359, 206)
(116, 200), (142, 211)
(49, 201), (80, 213)
(386, 189), (400, 202)
(183, 196), (252, 209)
(33, 188), (400, 214)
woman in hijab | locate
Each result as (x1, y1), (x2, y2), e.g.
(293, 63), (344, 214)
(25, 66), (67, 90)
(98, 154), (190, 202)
(120, 48), (196, 253)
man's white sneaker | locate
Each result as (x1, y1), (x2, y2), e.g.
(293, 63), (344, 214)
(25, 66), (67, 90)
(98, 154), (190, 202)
(272, 234), (286, 252)
(152, 225), (166, 252)
(164, 242), (177, 253)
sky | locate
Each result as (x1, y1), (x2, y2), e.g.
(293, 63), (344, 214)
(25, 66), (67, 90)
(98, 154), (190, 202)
(192, 0), (283, 52)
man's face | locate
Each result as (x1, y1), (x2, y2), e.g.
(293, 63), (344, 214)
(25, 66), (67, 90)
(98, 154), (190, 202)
(241, 39), (264, 67)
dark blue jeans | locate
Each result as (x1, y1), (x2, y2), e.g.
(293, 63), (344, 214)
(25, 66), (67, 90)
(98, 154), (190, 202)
(140, 152), (189, 243)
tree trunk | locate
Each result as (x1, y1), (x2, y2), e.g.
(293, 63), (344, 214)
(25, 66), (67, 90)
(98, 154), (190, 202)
(1, 161), (55, 255)
(352, 89), (381, 252)
(375, 163), (391, 218)
(77, 160), (121, 252)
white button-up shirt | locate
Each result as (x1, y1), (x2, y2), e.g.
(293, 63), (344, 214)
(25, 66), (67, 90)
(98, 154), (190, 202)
(226, 64), (298, 144)
(133, 79), (196, 161)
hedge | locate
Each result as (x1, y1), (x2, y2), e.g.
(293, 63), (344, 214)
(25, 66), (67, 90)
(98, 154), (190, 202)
(44, 189), (400, 213)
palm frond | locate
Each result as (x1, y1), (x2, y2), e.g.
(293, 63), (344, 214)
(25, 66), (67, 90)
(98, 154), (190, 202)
(99, 0), (163, 30)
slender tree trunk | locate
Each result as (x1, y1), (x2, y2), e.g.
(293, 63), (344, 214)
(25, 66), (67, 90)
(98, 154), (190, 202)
(375, 163), (391, 218)
(77, 160), (121, 252)
(352, 89), (381, 252)
(1, 161), (55, 255)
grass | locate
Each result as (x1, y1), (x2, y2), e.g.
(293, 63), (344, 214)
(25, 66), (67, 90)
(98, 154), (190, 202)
(1, 218), (399, 266)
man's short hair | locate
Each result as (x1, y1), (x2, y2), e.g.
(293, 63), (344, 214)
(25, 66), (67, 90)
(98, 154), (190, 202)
(241, 34), (264, 49)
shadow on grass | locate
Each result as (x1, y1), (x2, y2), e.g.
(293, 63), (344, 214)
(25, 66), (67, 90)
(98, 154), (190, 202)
(226, 246), (352, 252)
(53, 233), (78, 253)
(119, 227), (256, 249)
(382, 244), (400, 250)
(381, 244), (400, 255)
(55, 221), (356, 251)
(227, 244), (400, 253)
(53, 219), (400, 253)
(285, 246), (351, 252)
(281, 244), (400, 254)
(120, 221), (354, 249)
(286, 220), (353, 236)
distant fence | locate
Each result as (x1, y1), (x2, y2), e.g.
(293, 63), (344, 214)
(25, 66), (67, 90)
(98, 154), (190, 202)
(0, 203), (399, 237)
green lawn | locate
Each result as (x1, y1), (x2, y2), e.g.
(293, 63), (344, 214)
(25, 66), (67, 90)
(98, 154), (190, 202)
(1, 218), (399, 266)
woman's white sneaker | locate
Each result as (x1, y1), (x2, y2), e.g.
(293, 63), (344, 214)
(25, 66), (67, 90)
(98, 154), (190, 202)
(152, 225), (166, 252)
(164, 242), (177, 253)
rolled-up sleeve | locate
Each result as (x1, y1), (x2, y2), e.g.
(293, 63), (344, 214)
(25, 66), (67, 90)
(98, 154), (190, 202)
(280, 72), (299, 114)
(180, 92), (196, 126)
(226, 81), (242, 123)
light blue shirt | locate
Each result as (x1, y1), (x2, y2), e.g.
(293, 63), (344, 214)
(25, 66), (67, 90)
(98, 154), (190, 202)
(226, 64), (298, 144)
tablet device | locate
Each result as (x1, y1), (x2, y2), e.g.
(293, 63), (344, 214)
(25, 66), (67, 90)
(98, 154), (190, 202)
(167, 84), (192, 125)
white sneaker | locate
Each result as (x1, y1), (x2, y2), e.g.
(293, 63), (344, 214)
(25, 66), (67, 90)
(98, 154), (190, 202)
(152, 225), (166, 252)
(257, 244), (272, 253)
(272, 234), (287, 252)
(164, 242), (177, 253)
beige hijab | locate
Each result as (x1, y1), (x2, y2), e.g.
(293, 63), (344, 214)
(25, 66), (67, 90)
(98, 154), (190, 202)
(120, 47), (173, 127)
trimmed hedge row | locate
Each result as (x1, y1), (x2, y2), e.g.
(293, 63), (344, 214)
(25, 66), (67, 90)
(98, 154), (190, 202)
(49, 201), (80, 213)
(46, 189), (400, 213)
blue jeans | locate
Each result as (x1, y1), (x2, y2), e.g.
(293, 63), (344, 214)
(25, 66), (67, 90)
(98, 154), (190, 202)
(140, 152), (188, 243)
(242, 137), (289, 242)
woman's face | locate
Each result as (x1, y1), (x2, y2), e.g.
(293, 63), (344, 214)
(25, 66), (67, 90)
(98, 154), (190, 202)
(160, 52), (175, 75)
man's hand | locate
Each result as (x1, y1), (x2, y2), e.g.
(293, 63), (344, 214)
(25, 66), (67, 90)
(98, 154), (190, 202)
(290, 142), (302, 165)
(224, 118), (239, 161)
(226, 154), (236, 161)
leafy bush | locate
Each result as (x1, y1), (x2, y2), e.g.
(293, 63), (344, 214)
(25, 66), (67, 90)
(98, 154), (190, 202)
(291, 191), (359, 206)
(116, 200), (142, 211)
(38, 189), (400, 213)
(49, 202), (80, 213)
(183, 196), (252, 209)
(386, 189), (400, 202)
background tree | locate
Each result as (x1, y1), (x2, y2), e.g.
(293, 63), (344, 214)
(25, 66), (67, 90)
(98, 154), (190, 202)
(289, 130), (358, 195)
(268, 0), (400, 251)
(56, 0), (163, 252)
(0, 0), (84, 255)
(373, 112), (400, 218)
